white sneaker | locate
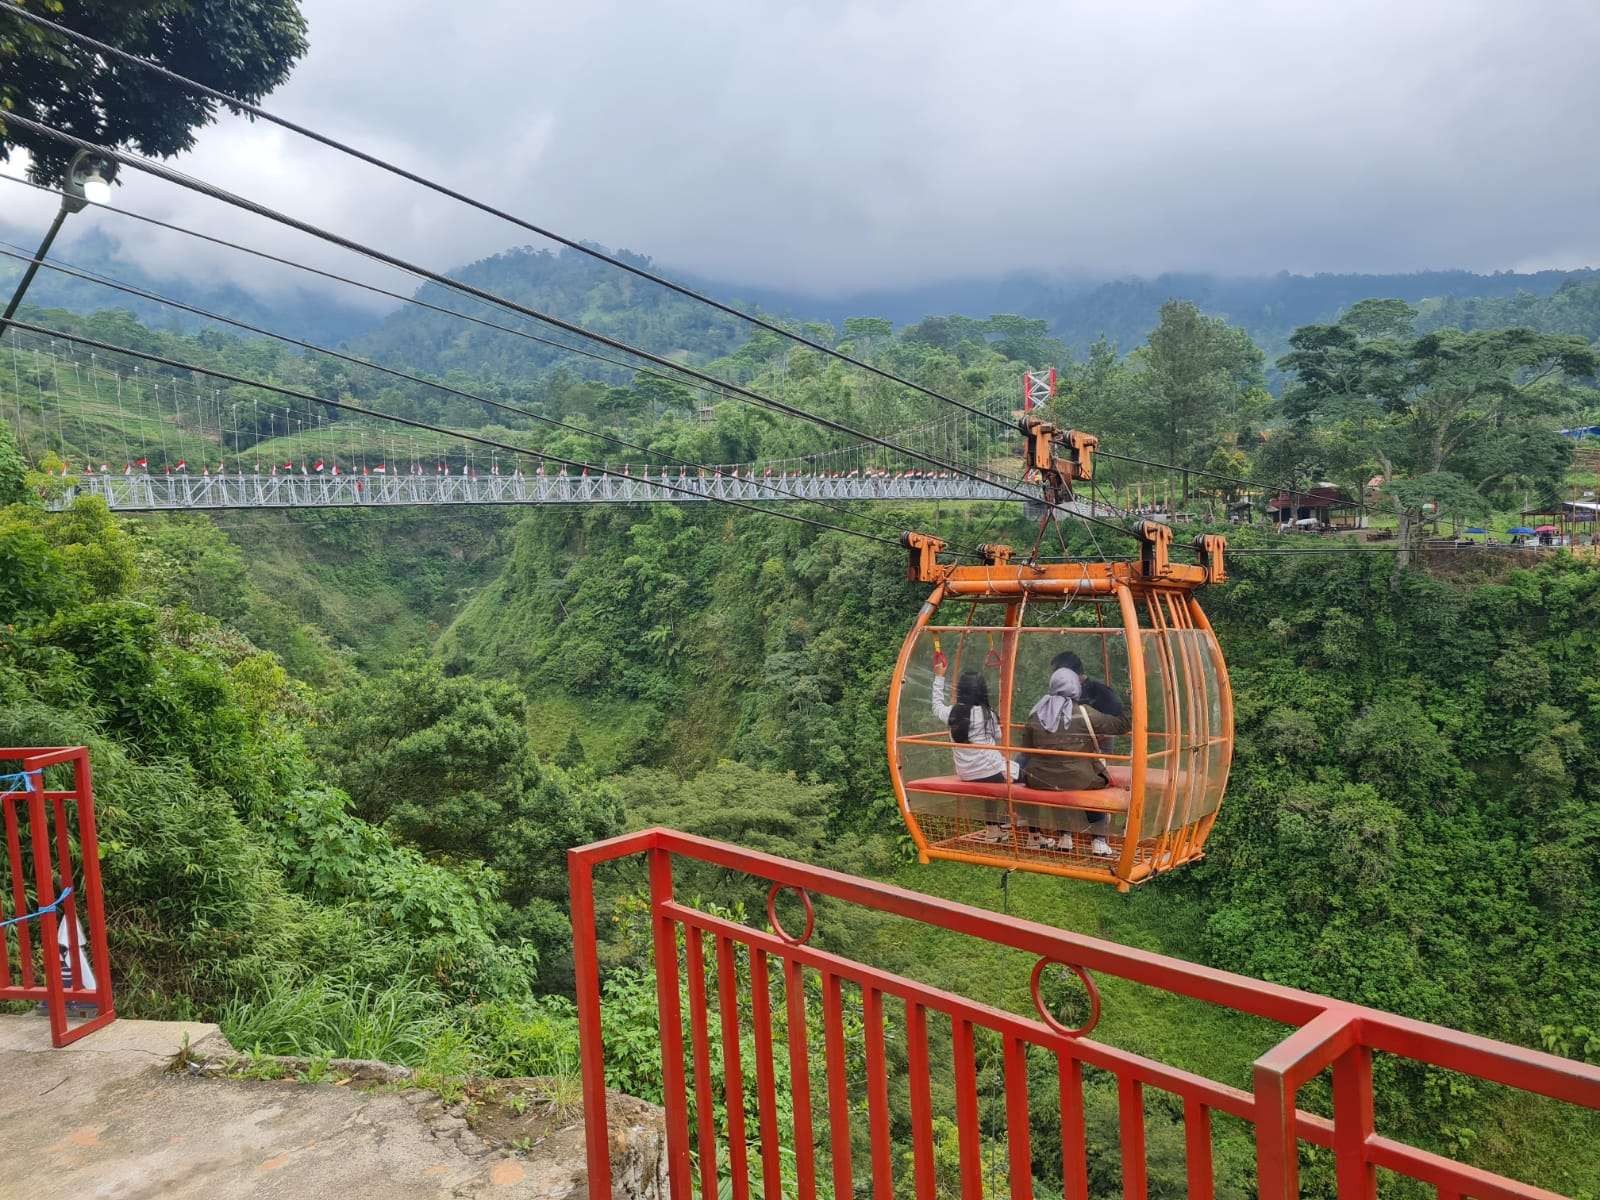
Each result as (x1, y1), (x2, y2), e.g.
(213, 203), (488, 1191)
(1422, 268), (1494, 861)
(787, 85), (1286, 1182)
(1091, 837), (1114, 858)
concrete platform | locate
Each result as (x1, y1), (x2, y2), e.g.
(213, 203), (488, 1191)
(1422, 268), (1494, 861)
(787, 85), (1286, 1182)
(0, 1015), (627, 1198)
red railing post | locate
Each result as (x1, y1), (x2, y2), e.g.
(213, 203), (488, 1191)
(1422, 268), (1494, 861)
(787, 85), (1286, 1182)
(715, 936), (751, 1200)
(906, 1002), (937, 1200)
(1253, 1060), (1299, 1200)
(1058, 1054), (1090, 1200)
(1119, 1074), (1149, 1200)
(821, 972), (854, 1200)
(70, 748), (114, 1031)
(784, 958), (818, 1200)
(1331, 1045), (1377, 1200)
(686, 927), (719, 1200)
(1004, 1035), (1034, 1200)
(1183, 1098), (1214, 1200)
(27, 779), (68, 1044)
(651, 847), (693, 1200)
(568, 846), (612, 1200)
(3, 778), (36, 990)
(951, 1017), (983, 1200)
(863, 987), (895, 1200)
(748, 949), (784, 1200)
(1254, 1009), (1361, 1200)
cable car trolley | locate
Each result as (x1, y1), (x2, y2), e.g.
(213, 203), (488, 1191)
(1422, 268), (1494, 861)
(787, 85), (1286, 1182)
(887, 420), (1232, 890)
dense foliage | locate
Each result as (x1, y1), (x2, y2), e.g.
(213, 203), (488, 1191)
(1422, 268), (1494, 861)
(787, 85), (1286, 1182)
(4, 281), (1599, 1195)
(0, 0), (306, 183)
(0, 415), (607, 1076)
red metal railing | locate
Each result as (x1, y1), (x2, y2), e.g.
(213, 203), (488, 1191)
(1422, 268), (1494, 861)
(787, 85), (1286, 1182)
(570, 829), (1600, 1200)
(1, 746), (115, 1046)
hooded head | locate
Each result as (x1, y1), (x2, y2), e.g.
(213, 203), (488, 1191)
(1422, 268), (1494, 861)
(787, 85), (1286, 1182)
(1029, 667), (1083, 734)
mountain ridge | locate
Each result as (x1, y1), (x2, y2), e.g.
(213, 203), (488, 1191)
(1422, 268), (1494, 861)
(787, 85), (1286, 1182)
(6, 220), (1597, 373)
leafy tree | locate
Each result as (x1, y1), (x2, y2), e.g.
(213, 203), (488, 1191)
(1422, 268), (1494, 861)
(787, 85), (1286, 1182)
(0, 417), (26, 504)
(1, 0), (308, 184)
(1134, 301), (1266, 500)
(313, 656), (621, 971)
(556, 727), (587, 769)
(841, 316), (892, 346)
(1278, 312), (1598, 564)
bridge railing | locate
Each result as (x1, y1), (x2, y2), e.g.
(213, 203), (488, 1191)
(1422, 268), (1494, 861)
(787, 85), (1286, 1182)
(56, 471), (1030, 511)
(569, 829), (1600, 1200)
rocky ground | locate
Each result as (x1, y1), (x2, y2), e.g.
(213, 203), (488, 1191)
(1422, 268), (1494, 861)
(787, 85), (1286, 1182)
(0, 1015), (664, 1199)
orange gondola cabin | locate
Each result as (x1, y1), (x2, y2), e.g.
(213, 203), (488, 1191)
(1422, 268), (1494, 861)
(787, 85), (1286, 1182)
(887, 421), (1233, 890)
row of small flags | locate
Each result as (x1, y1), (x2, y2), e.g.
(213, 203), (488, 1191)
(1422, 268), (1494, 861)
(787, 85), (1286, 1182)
(61, 462), (961, 480)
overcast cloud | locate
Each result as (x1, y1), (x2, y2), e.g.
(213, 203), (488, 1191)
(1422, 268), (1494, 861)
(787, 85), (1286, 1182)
(4, 0), (1600, 302)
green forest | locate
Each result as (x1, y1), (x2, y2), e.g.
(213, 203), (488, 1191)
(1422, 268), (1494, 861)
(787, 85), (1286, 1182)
(3, 275), (1599, 1199)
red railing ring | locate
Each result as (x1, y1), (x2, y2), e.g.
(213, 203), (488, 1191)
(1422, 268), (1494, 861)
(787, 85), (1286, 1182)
(766, 882), (816, 946)
(1030, 957), (1102, 1039)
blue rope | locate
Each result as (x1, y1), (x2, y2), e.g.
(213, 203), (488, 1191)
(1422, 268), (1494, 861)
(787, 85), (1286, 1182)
(0, 885), (74, 930)
(0, 769), (39, 797)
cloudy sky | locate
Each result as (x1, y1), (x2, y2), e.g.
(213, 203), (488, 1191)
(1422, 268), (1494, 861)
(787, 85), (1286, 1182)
(4, 0), (1600, 300)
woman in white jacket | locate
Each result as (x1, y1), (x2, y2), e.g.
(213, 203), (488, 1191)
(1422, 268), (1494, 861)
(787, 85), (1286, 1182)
(931, 660), (1019, 782)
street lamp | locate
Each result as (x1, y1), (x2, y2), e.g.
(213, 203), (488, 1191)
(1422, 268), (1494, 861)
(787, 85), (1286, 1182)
(0, 149), (119, 341)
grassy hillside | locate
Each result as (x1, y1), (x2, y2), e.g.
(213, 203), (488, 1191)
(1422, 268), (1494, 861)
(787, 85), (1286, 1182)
(209, 506), (513, 672)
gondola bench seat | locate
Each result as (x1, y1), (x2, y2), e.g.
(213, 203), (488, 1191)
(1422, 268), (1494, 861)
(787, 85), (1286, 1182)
(904, 765), (1164, 814)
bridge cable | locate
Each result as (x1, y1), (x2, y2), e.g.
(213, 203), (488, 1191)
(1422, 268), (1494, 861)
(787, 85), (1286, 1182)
(3, 115), (1057, 516)
(0, 245), (970, 550)
(9, 174), (1018, 476)
(0, 175), (751, 401)
(1093, 447), (1314, 508)
(4, 319), (937, 548)
(0, 178), (995, 484)
(0, 4), (1013, 433)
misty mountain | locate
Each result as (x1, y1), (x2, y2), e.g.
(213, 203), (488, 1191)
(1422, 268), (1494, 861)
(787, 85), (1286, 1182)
(352, 249), (1600, 378)
(347, 244), (748, 379)
(734, 267), (1600, 359)
(8, 224), (1598, 380)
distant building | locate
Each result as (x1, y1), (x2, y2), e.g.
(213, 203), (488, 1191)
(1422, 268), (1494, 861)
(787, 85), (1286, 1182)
(1265, 485), (1358, 527)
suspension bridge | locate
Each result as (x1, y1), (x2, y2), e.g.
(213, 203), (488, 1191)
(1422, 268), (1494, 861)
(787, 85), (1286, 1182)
(55, 466), (1032, 511)
(9, 330), (1081, 514)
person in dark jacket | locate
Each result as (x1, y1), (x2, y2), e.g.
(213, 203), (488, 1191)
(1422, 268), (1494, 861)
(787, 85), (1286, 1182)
(1049, 650), (1124, 718)
(1022, 667), (1131, 857)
